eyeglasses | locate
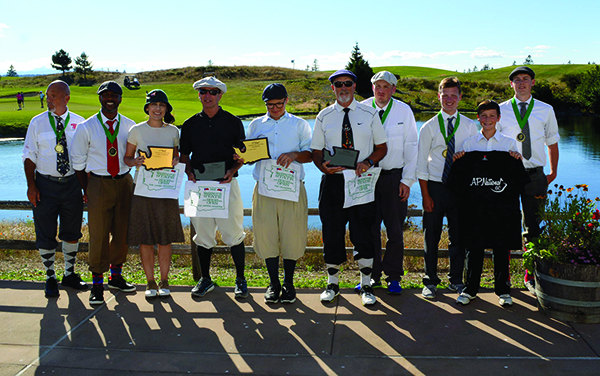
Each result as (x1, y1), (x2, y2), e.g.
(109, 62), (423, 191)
(266, 100), (286, 109)
(198, 89), (221, 96)
(333, 80), (354, 88)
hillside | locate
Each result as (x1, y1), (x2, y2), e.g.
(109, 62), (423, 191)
(0, 64), (597, 137)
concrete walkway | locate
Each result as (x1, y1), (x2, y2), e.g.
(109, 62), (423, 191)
(1, 280), (599, 376)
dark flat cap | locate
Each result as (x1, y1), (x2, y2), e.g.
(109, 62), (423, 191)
(262, 83), (288, 101)
(328, 69), (357, 83)
(97, 81), (123, 95)
(509, 66), (535, 81)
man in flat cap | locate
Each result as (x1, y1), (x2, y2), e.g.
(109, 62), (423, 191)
(180, 76), (249, 299)
(311, 69), (387, 306)
(497, 66), (560, 295)
(22, 80), (88, 298)
(357, 71), (418, 295)
(71, 81), (137, 305)
(247, 83), (312, 304)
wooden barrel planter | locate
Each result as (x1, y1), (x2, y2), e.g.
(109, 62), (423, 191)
(535, 259), (600, 323)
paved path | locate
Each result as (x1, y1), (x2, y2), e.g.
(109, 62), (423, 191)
(1, 280), (599, 375)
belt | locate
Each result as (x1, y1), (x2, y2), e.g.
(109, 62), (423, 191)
(90, 171), (130, 180)
(37, 173), (75, 183)
(525, 167), (543, 174)
(380, 168), (403, 176)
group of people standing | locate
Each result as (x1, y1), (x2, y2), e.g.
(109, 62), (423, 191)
(22, 64), (558, 309)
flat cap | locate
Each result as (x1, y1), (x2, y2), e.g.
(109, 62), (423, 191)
(262, 83), (288, 101)
(371, 71), (398, 86)
(97, 81), (123, 95)
(192, 76), (227, 94)
(328, 69), (357, 83)
(509, 66), (535, 81)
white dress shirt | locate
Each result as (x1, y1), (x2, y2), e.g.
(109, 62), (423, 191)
(247, 111), (312, 181)
(459, 130), (518, 153)
(311, 98), (388, 167)
(22, 108), (85, 177)
(416, 111), (478, 182)
(71, 112), (136, 175)
(361, 97), (418, 187)
(497, 96), (560, 168)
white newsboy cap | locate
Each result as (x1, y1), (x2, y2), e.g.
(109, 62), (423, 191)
(371, 71), (398, 86)
(192, 76), (227, 94)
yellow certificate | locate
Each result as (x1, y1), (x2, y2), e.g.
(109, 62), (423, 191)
(139, 146), (175, 170)
(234, 137), (271, 164)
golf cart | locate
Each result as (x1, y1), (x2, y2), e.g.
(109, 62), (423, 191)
(124, 75), (140, 89)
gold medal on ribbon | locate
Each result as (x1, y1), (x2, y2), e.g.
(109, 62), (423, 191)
(516, 132), (526, 142)
(442, 149), (448, 158)
(108, 147), (118, 157)
(55, 144), (64, 154)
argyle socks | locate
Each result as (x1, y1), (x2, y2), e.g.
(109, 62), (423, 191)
(39, 248), (56, 280)
(110, 264), (122, 280)
(326, 264), (340, 285)
(357, 258), (374, 287)
(92, 273), (103, 285)
(62, 242), (78, 277)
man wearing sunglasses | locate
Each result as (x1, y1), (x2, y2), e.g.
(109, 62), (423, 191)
(357, 71), (418, 296)
(311, 69), (388, 306)
(247, 83), (312, 304)
(180, 76), (248, 300)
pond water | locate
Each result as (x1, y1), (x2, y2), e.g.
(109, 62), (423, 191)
(2, 114), (599, 228)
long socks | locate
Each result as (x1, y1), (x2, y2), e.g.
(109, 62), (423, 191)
(283, 259), (296, 285)
(39, 248), (56, 280)
(230, 242), (246, 279)
(265, 257), (280, 286)
(326, 263), (340, 285)
(357, 258), (374, 287)
(197, 246), (213, 280)
(62, 242), (79, 277)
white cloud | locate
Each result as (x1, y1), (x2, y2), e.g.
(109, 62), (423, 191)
(242, 51), (281, 57)
(471, 48), (504, 59)
(0, 22), (9, 37)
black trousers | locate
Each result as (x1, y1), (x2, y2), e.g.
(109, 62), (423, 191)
(464, 248), (510, 296)
(318, 174), (376, 265)
(521, 169), (548, 242)
(33, 173), (83, 250)
(371, 169), (406, 282)
(422, 181), (464, 286)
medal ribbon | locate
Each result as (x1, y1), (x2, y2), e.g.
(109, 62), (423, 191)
(372, 99), (393, 124)
(511, 98), (534, 129)
(48, 112), (71, 141)
(96, 112), (121, 143)
(437, 112), (460, 145)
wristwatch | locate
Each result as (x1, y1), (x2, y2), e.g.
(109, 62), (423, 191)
(364, 158), (374, 167)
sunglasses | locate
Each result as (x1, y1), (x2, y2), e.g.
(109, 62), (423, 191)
(333, 80), (354, 88)
(198, 89), (221, 96)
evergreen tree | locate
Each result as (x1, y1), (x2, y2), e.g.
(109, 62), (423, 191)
(524, 55), (534, 65)
(51, 49), (72, 76)
(6, 65), (17, 77)
(74, 52), (93, 81)
(312, 59), (319, 72)
(578, 65), (600, 113)
(345, 42), (374, 98)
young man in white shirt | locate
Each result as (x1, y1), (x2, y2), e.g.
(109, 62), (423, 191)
(497, 66), (560, 295)
(416, 77), (478, 299)
(247, 83), (312, 304)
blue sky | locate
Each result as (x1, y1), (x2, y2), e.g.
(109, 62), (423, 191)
(2, 0), (599, 75)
